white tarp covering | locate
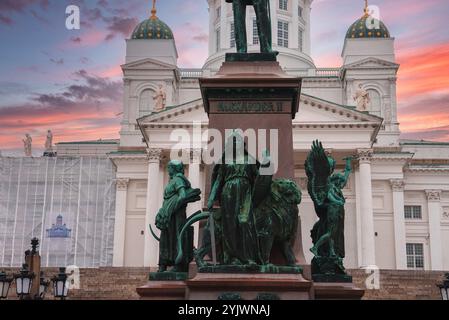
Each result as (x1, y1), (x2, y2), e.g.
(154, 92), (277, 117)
(0, 156), (116, 268)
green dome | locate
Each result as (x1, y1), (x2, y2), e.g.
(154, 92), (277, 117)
(131, 17), (174, 40)
(346, 14), (391, 39)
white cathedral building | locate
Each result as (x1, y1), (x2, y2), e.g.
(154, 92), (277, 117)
(4, 0), (448, 273)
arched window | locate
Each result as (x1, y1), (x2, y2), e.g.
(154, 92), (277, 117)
(367, 89), (381, 117)
(139, 89), (154, 117)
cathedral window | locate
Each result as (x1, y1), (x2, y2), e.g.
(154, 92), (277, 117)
(404, 206), (422, 219)
(279, 0), (288, 11)
(230, 22), (235, 48)
(216, 6), (221, 20)
(139, 89), (154, 117)
(298, 27), (303, 52)
(277, 20), (289, 47)
(298, 5), (303, 17)
(216, 27), (221, 52)
(253, 18), (259, 45)
(406, 243), (424, 270)
(367, 89), (381, 117)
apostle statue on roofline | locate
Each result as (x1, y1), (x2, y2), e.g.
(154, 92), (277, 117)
(23, 133), (32, 157)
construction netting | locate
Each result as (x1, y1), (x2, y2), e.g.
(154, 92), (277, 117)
(0, 156), (116, 268)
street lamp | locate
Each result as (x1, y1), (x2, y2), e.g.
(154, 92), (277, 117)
(437, 273), (449, 301)
(52, 267), (69, 300)
(14, 264), (35, 300)
(0, 271), (13, 299)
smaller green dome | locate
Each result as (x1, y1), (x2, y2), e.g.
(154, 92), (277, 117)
(131, 17), (174, 40)
(346, 14), (391, 39)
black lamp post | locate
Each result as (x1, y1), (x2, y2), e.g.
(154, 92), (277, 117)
(14, 264), (35, 300)
(437, 273), (449, 301)
(0, 271), (13, 299)
(52, 267), (69, 300)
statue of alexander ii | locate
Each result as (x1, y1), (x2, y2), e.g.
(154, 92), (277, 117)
(226, 0), (275, 54)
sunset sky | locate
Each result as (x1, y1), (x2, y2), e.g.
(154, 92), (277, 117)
(1, 0), (449, 155)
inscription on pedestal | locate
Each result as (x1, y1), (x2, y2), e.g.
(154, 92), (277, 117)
(209, 100), (291, 114)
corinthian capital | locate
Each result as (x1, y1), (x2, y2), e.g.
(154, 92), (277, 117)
(425, 190), (441, 202)
(116, 178), (129, 191)
(357, 149), (373, 164)
(390, 179), (405, 192)
(146, 148), (162, 163)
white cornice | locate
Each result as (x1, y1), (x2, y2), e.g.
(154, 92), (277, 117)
(342, 57), (399, 70)
(405, 166), (449, 173)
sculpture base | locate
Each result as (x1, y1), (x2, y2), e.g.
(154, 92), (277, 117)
(198, 264), (302, 274)
(225, 52), (279, 62)
(312, 274), (352, 283)
(186, 272), (312, 300)
(313, 282), (365, 300)
(311, 256), (349, 282)
(136, 281), (187, 300)
(149, 271), (188, 281)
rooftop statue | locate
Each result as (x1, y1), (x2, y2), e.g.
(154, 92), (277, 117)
(45, 130), (53, 153)
(305, 140), (353, 282)
(23, 134), (32, 157)
(227, 0), (276, 56)
(353, 84), (370, 112)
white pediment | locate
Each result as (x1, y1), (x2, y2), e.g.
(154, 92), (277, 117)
(296, 94), (382, 124)
(122, 58), (177, 71)
(343, 57), (399, 70)
(138, 99), (208, 125)
(138, 94), (382, 127)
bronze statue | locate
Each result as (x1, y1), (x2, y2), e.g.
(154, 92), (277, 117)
(305, 140), (352, 281)
(207, 132), (260, 265)
(227, 0), (274, 54)
(175, 133), (303, 273)
(154, 160), (201, 273)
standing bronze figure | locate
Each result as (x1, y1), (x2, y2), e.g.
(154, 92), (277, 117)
(207, 132), (261, 265)
(227, 0), (274, 54)
(305, 140), (353, 282)
(154, 160), (201, 273)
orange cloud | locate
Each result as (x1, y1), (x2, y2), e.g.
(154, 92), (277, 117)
(397, 42), (449, 100)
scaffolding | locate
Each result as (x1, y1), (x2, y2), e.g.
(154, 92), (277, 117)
(0, 156), (116, 268)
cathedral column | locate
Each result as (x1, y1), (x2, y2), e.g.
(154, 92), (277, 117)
(270, 0), (278, 46)
(187, 149), (203, 246)
(390, 179), (407, 269)
(208, 0), (215, 55)
(426, 190), (443, 270)
(292, 0), (299, 49)
(220, 0), (227, 50)
(357, 149), (376, 268)
(112, 178), (129, 267)
(122, 79), (130, 126)
(144, 148), (163, 268)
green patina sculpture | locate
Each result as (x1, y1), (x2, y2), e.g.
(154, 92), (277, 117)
(153, 160), (201, 274)
(227, 0), (274, 54)
(207, 133), (260, 266)
(305, 140), (353, 282)
(176, 133), (302, 273)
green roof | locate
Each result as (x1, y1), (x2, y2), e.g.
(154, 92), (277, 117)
(346, 13), (391, 39)
(400, 140), (449, 146)
(57, 140), (119, 145)
(131, 17), (174, 40)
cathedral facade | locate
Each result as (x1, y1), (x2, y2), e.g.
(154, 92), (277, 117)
(65, 0), (449, 272)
